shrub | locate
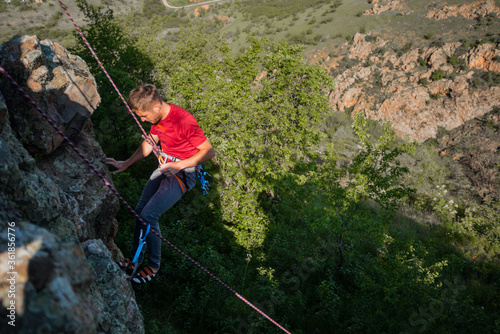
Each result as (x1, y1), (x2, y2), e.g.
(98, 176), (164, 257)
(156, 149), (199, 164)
(320, 16), (333, 24)
(431, 69), (445, 81)
(397, 43), (413, 57)
(448, 54), (458, 67)
(419, 78), (429, 87)
(418, 56), (428, 67)
(366, 35), (377, 42)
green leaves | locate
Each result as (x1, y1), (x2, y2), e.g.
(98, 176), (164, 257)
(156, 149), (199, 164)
(348, 113), (416, 215)
(146, 29), (334, 250)
(77, 6), (500, 334)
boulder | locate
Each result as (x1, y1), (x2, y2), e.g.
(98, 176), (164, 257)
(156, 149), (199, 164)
(0, 36), (143, 334)
(0, 35), (100, 155)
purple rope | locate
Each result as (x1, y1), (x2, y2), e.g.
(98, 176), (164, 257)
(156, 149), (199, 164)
(57, 0), (160, 157)
(0, 65), (292, 334)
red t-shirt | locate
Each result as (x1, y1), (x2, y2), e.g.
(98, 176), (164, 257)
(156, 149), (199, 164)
(150, 104), (207, 161)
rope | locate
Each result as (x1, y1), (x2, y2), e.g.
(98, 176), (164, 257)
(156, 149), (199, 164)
(56, 0), (161, 157)
(0, 65), (292, 334)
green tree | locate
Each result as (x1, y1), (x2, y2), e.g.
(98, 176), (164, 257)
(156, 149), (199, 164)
(136, 25), (335, 249)
(317, 114), (416, 267)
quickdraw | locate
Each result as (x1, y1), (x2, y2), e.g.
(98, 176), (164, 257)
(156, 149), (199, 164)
(198, 165), (211, 196)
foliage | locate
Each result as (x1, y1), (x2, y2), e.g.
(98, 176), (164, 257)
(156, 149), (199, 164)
(448, 199), (500, 262)
(238, 0), (340, 21)
(448, 54), (458, 67)
(140, 25), (334, 250)
(77, 6), (500, 334)
(431, 69), (445, 81)
(313, 114), (415, 267)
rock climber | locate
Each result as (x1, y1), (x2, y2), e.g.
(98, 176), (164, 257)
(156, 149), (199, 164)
(106, 84), (215, 284)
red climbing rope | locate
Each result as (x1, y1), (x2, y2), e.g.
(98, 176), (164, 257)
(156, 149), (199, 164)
(0, 65), (292, 334)
(56, 0), (161, 158)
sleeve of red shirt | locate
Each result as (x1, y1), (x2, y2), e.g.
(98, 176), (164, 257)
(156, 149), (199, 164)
(182, 114), (207, 148)
(150, 124), (158, 135)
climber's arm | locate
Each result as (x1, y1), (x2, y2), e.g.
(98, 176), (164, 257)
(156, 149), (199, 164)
(106, 134), (159, 174)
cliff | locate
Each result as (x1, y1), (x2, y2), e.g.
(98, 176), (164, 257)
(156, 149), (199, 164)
(434, 107), (500, 203)
(308, 33), (500, 142)
(0, 35), (144, 333)
(363, 0), (500, 19)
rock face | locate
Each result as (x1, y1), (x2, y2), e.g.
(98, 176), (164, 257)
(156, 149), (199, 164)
(0, 36), (144, 334)
(426, 0), (500, 20)
(310, 33), (500, 142)
(364, 0), (407, 16)
(362, 0), (500, 19)
(434, 107), (500, 202)
(0, 35), (100, 155)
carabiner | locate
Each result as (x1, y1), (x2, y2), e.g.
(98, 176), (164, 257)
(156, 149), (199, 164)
(158, 151), (168, 167)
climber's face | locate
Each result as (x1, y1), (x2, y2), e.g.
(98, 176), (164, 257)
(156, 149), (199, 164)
(135, 104), (162, 124)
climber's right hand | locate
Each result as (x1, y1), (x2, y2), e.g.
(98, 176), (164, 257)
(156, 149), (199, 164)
(106, 158), (128, 174)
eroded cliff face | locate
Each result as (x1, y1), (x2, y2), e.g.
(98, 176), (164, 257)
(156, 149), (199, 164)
(435, 107), (500, 203)
(0, 35), (143, 334)
(363, 0), (500, 19)
(309, 33), (500, 142)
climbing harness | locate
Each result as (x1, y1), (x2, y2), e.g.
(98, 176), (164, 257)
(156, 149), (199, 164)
(158, 152), (210, 195)
(158, 151), (170, 166)
(3, 66), (289, 334)
(128, 224), (151, 280)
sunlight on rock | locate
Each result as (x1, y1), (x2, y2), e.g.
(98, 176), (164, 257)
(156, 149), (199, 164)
(0, 237), (43, 316)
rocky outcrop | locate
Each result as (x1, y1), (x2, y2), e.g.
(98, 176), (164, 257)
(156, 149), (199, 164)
(433, 107), (500, 202)
(0, 36), (143, 333)
(363, 0), (500, 19)
(426, 0), (500, 20)
(364, 0), (407, 16)
(194, 4), (210, 16)
(0, 36), (100, 155)
(467, 43), (500, 72)
(310, 33), (500, 142)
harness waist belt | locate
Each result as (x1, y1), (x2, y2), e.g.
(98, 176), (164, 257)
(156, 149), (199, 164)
(158, 152), (196, 173)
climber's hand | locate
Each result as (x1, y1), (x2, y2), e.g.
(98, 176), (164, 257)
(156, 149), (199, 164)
(159, 162), (182, 177)
(106, 158), (128, 174)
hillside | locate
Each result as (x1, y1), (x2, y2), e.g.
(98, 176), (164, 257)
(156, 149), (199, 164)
(0, 0), (141, 46)
(1, 1), (499, 333)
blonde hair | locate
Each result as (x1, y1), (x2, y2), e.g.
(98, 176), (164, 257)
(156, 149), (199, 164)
(127, 84), (162, 112)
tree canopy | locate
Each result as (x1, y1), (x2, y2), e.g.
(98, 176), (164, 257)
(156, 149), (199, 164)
(73, 3), (500, 333)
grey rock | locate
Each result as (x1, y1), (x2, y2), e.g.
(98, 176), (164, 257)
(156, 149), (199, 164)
(0, 36), (144, 334)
